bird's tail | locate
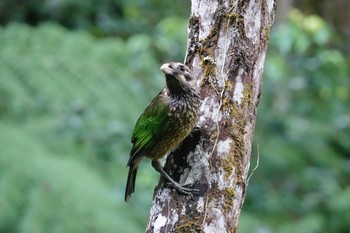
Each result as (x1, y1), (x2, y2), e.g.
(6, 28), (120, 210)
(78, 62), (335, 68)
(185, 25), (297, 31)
(125, 163), (138, 202)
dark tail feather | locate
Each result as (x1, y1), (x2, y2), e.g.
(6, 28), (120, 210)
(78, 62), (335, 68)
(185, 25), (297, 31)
(125, 164), (138, 202)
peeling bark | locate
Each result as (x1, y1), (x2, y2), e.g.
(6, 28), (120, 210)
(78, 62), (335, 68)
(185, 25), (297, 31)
(146, 0), (276, 232)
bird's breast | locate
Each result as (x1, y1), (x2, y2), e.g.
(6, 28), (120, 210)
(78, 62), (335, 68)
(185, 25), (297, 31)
(145, 94), (200, 160)
(168, 98), (199, 123)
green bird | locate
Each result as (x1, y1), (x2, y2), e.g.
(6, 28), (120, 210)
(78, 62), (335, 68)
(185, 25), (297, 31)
(125, 62), (201, 202)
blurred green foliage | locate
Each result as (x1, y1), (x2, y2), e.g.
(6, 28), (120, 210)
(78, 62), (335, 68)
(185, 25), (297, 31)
(0, 17), (188, 232)
(0, 3), (349, 233)
(0, 0), (189, 38)
(241, 10), (350, 233)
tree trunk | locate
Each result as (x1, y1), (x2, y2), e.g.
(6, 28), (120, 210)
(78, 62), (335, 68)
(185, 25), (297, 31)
(146, 0), (276, 232)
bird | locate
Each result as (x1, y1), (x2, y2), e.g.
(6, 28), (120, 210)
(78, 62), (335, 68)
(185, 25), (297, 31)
(125, 62), (201, 202)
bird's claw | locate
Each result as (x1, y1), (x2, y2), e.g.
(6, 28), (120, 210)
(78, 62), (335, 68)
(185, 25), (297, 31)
(165, 182), (200, 196)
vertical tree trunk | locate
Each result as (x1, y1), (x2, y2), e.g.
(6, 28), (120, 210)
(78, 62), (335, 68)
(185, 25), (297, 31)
(146, 0), (276, 232)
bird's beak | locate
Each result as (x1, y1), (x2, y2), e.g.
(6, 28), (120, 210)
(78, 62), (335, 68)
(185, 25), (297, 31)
(160, 63), (173, 75)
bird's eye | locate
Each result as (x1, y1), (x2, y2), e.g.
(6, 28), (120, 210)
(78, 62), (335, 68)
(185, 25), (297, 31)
(179, 65), (185, 72)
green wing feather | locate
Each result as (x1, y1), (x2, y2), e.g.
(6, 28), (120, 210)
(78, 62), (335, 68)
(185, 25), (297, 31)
(127, 94), (170, 165)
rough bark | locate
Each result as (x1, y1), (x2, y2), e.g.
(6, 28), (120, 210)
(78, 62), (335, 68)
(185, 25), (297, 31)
(146, 0), (276, 232)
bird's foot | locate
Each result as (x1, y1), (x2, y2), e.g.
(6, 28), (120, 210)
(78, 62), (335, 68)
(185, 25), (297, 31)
(152, 160), (200, 196)
(165, 182), (200, 196)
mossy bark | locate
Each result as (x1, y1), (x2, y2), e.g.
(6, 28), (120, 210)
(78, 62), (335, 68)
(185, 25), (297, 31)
(146, 0), (276, 232)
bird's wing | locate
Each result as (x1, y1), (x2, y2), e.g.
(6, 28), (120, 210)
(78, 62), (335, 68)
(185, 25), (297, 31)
(127, 94), (171, 165)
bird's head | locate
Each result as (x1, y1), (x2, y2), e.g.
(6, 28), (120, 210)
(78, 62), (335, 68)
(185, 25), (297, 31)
(160, 62), (197, 96)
